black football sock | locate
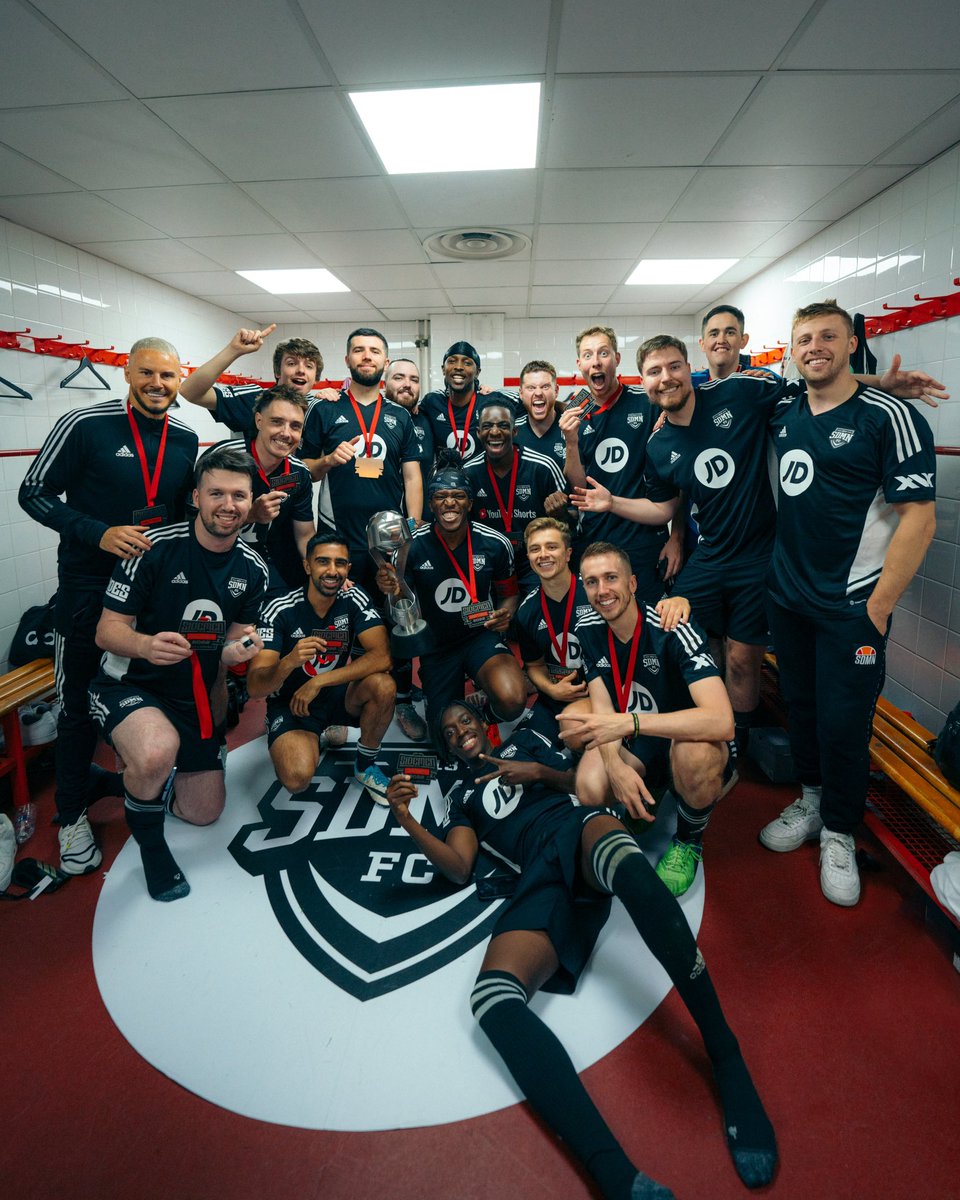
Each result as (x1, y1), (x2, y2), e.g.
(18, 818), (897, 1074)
(86, 763), (124, 804)
(354, 743), (378, 773)
(675, 798), (715, 845)
(591, 830), (776, 1188)
(471, 971), (673, 1200)
(124, 790), (189, 902)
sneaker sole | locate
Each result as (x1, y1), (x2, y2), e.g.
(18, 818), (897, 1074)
(820, 880), (861, 907)
(60, 850), (103, 876)
(758, 824), (822, 853)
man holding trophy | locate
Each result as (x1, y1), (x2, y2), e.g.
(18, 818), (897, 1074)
(374, 464), (527, 738)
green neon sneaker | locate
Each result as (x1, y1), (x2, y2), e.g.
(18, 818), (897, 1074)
(655, 838), (703, 897)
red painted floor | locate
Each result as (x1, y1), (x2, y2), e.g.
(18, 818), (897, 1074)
(2, 701), (957, 1200)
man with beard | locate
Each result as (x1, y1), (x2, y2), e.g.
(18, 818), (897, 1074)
(383, 356), (433, 494)
(375, 466), (526, 736)
(462, 402), (568, 590)
(247, 532), (395, 803)
(89, 446), (268, 901)
(19, 337), (198, 877)
(200, 385), (315, 597)
(420, 341), (515, 465)
(300, 330), (425, 740)
(558, 326), (681, 598)
(514, 359), (566, 470)
(384, 699), (777, 1200)
(179, 322), (323, 435)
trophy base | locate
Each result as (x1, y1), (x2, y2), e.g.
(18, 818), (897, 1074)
(390, 624), (434, 659)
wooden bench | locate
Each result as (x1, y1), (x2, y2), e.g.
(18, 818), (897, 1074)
(0, 658), (57, 809)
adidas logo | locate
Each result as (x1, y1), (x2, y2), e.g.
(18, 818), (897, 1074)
(115, 445), (135, 458)
(418, 559), (433, 570)
(171, 571), (188, 584)
(596, 656), (610, 668)
(334, 414), (349, 425)
(537, 619), (547, 631)
(291, 627), (305, 638)
(670, 451), (681, 463)
(778, 427), (787, 438)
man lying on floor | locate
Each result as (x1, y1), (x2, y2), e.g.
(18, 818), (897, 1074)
(385, 699), (777, 1200)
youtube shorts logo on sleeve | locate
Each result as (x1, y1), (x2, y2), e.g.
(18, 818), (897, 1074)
(92, 736), (702, 1131)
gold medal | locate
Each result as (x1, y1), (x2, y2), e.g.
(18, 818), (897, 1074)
(355, 455), (384, 478)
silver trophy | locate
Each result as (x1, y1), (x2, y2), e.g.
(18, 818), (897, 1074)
(367, 510), (434, 658)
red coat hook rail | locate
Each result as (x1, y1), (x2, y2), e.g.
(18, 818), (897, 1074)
(864, 278), (960, 338)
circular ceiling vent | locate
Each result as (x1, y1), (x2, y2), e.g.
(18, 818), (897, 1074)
(423, 229), (530, 261)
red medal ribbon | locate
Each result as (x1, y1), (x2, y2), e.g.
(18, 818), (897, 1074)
(250, 439), (289, 490)
(190, 651), (214, 739)
(126, 402), (169, 507)
(608, 607), (643, 712)
(435, 525), (478, 604)
(541, 575), (577, 666)
(485, 449), (519, 534)
(582, 382), (623, 421)
(447, 393), (477, 455)
(349, 392), (382, 459)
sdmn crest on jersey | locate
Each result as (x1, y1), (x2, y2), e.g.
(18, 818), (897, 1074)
(712, 408), (733, 430)
(229, 745), (499, 1001)
(829, 427), (854, 449)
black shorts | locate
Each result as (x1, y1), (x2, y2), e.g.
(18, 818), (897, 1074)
(673, 553), (769, 645)
(420, 630), (513, 718)
(493, 805), (618, 995)
(265, 684), (352, 747)
(88, 676), (223, 774)
(621, 734), (736, 791)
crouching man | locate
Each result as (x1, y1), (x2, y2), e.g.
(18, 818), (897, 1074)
(90, 446), (268, 901)
(246, 531), (396, 803)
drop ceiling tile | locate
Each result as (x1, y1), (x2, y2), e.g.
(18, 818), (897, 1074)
(744, 220), (831, 259)
(76, 239), (222, 273)
(337, 264), (440, 290)
(0, 4), (126, 107)
(556, 0), (804, 71)
(801, 167), (914, 221)
(360, 288), (448, 307)
(299, 229), (427, 266)
(381, 307), (454, 320)
(546, 75), (760, 169)
(240, 178), (406, 232)
(0, 103), (221, 190)
(531, 285), (614, 305)
(151, 270), (265, 295)
(147, 90), (378, 181)
(672, 166), (856, 221)
(541, 169), (696, 223)
(641, 221), (788, 257)
(0, 145), (79, 196)
(446, 287), (530, 306)
(529, 304), (610, 318)
(301, 305), (386, 322)
(534, 223), (658, 260)
(97, 185), (284, 238)
(533, 260), (634, 286)
(609, 284), (702, 305)
(601, 302), (696, 317)
(390, 172), (538, 229)
(179, 235), (325, 270)
(30, 0), (331, 96)
(299, 0), (551, 84)
(783, 0), (960, 69)
(878, 98), (960, 166)
(431, 261), (531, 288)
(714, 73), (960, 166)
(0, 192), (164, 242)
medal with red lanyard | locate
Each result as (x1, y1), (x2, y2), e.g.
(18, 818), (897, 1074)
(435, 525), (492, 627)
(579, 382), (622, 422)
(127, 402), (169, 527)
(448, 393), (477, 457)
(350, 392), (384, 478)
(485, 449), (520, 548)
(250, 439), (297, 493)
(608, 606), (643, 713)
(541, 576), (579, 683)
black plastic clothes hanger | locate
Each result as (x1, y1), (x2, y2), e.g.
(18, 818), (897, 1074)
(59, 356), (110, 390)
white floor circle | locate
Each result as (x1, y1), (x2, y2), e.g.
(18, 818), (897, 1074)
(93, 731), (704, 1131)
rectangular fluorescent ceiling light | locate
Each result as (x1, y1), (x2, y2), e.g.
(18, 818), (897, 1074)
(626, 259), (738, 285)
(350, 83), (540, 174)
(237, 268), (349, 293)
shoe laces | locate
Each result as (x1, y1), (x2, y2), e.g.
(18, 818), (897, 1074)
(781, 799), (814, 824)
(822, 833), (854, 870)
(665, 839), (702, 866)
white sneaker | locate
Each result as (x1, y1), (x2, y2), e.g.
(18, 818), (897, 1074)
(58, 811), (102, 875)
(819, 830), (860, 906)
(759, 794), (823, 852)
(20, 703), (58, 746)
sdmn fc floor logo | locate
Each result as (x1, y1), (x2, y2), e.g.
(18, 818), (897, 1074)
(92, 735), (703, 1130)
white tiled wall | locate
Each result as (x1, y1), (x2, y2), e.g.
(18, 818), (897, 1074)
(707, 145), (960, 733)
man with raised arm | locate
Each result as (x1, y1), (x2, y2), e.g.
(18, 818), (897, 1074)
(179, 322), (323, 435)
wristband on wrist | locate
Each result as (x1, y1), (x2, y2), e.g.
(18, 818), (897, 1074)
(632, 711), (640, 738)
